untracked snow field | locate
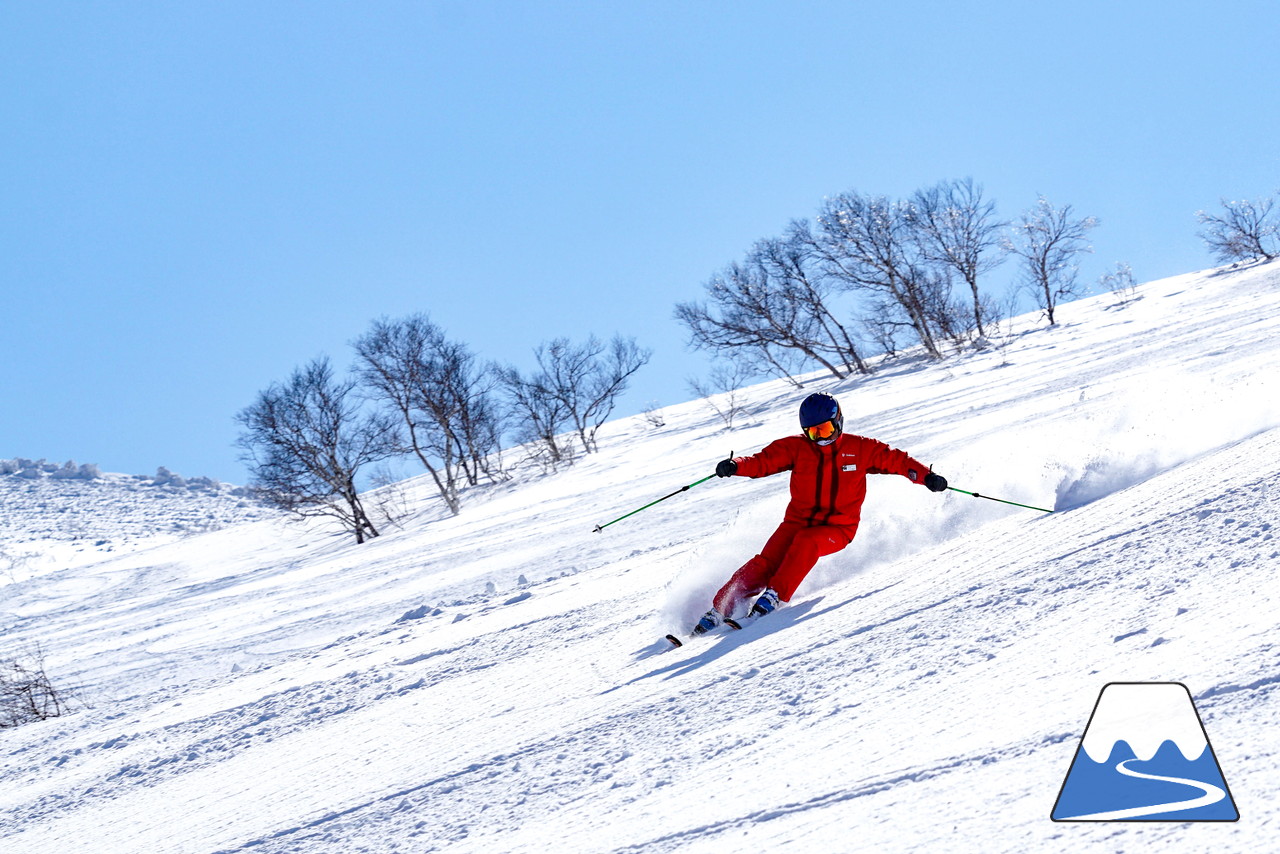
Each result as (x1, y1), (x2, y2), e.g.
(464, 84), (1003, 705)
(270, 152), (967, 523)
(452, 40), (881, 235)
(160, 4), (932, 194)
(2, 261), (1279, 853)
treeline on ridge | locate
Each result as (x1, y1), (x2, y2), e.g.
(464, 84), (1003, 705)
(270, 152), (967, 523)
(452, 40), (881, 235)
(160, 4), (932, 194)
(236, 178), (1279, 543)
(236, 320), (650, 543)
(678, 179), (1280, 387)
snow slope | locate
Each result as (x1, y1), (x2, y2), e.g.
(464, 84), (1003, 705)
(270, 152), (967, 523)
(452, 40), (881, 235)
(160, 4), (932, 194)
(0, 463), (271, 579)
(2, 261), (1279, 853)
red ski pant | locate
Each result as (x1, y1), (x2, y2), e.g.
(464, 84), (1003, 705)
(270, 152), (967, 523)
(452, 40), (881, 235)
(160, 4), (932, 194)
(712, 520), (853, 616)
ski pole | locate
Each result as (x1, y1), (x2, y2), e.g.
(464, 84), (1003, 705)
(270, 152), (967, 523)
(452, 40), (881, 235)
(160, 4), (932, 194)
(947, 486), (1054, 514)
(592, 462), (725, 533)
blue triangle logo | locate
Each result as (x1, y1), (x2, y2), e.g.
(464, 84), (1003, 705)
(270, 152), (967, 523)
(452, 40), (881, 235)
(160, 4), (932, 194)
(1052, 682), (1239, 821)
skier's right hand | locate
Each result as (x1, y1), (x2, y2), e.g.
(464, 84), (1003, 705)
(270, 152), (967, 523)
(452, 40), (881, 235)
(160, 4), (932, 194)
(716, 458), (738, 478)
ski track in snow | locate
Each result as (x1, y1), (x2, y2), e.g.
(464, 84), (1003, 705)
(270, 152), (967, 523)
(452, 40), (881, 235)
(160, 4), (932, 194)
(2, 261), (1280, 852)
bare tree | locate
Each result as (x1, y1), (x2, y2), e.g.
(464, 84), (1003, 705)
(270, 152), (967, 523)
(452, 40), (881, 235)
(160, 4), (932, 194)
(675, 238), (868, 384)
(533, 335), (651, 454)
(236, 357), (399, 543)
(1196, 196), (1279, 263)
(353, 315), (505, 516)
(921, 266), (971, 347)
(860, 294), (910, 358)
(498, 335), (649, 465)
(363, 464), (415, 531)
(1002, 196), (1098, 326)
(754, 232), (870, 375)
(676, 261), (814, 385)
(909, 178), (1005, 338)
(2, 646), (73, 728)
(498, 365), (574, 469)
(805, 191), (947, 359)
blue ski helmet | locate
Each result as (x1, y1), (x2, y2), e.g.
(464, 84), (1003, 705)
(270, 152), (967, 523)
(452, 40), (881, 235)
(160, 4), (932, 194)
(798, 392), (843, 444)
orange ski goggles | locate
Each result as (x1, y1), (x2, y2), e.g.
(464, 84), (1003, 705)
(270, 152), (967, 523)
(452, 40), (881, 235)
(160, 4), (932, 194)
(803, 420), (838, 442)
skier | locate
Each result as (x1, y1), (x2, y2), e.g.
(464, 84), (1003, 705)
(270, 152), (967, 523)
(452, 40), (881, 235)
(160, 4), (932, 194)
(690, 392), (948, 635)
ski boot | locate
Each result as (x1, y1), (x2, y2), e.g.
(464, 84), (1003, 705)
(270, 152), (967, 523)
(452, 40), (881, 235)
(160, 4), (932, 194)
(692, 608), (723, 635)
(666, 608), (723, 647)
(750, 588), (780, 618)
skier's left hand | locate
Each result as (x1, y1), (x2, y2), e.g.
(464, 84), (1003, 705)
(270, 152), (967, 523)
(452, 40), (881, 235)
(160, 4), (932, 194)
(924, 472), (948, 492)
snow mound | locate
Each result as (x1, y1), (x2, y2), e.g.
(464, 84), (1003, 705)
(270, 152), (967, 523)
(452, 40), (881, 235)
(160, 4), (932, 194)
(0, 460), (274, 579)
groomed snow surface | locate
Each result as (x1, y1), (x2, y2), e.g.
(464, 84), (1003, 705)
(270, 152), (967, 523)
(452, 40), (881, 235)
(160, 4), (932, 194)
(3, 261), (1279, 853)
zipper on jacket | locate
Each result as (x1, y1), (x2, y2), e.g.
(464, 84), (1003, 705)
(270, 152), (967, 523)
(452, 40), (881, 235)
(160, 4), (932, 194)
(807, 439), (841, 526)
(821, 440), (840, 525)
(808, 440), (825, 525)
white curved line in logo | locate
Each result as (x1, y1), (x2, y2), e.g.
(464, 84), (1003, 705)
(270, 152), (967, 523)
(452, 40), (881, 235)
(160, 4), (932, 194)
(1058, 758), (1227, 820)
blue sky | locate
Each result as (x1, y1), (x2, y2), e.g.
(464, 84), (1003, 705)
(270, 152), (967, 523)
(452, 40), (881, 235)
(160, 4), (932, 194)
(3, 1), (1277, 483)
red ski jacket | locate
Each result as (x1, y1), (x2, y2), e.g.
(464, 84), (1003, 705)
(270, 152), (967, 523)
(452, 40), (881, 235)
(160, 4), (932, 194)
(732, 433), (931, 532)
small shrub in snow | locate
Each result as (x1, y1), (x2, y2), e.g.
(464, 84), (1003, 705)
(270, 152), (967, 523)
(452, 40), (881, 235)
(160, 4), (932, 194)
(642, 401), (666, 430)
(1100, 262), (1139, 306)
(688, 362), (756, 429)
(50, 461), (79, 480)
(0, 545), (35, 582)
(0, 647), (73, 728)
(153, 467), (187, 488)
(2, 458), (57, 477)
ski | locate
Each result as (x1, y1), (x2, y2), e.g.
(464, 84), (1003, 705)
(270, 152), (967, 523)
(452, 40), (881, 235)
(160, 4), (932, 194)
(665, 621), (733, 647)
(665, 613), (758, 646)
(723, 612), (765, 631)
(666, 595), (777, 646)
(664, 627), (720, 647)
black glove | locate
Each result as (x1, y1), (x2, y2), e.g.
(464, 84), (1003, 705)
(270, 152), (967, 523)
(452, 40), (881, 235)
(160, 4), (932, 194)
(716, 458), (738, 478)
(923, 472), (947, 493)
